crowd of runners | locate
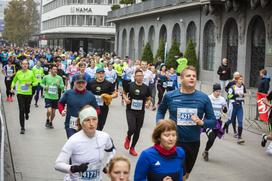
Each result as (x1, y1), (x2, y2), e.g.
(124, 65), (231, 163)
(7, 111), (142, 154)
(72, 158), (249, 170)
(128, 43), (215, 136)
(1, 46), (271, 181)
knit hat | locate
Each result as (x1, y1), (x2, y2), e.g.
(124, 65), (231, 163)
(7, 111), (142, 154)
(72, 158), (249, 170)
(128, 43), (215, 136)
(213, 83), (221, 92)
(79, 107), (97, 125)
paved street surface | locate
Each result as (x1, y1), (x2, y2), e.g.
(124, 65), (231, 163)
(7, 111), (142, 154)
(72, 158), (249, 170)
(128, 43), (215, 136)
(2, 88), (272, 181)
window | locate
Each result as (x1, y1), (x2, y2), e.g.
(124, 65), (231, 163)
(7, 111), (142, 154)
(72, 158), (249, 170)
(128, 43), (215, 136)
(86, 15), (92, 25)
(203, 20), (215, 71)
(77, 15), (84, 26)
(72, 15), (76, 25)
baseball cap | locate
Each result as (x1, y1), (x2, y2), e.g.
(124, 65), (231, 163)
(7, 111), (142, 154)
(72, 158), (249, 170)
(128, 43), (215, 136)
(74, 74), (86, 83)
(96, 68), (105, 73)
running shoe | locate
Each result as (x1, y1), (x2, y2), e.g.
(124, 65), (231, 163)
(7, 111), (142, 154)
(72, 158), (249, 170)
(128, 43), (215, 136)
(6, 97), (9, 102)
(20, 128), (25, 134)
(261, 133), (267, 147)
(202, 151), (209, 161)
(124, 136), (130, 150)
(233, 133), (238, 138)
(237, 138), (245, 144)
(10, 97), (13, 102)
(49, 122), (54, 129)
(45, 119), (50, 128)
(129, 147), (138, 156)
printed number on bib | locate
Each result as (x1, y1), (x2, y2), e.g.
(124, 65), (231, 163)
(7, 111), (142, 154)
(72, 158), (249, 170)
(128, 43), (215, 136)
(177, 108), (197, 126)
(21, 84), (29, 92)
(162, 82), (168, 88)
(7, 69), (13, 77)
(48, 85), (57, 94)
(69, 116), (78, 130)
(131, 99), (143, 110)
(80, 163), (101, 181)
(95, 95), (103, 106)
(167, 81), (173, 87)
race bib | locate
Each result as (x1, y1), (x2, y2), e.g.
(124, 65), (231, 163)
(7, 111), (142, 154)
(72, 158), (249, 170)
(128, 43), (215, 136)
(36, 74), (41, 79)
(48, 85), (57, 94)
(162, 82), (168, 88)
(7, 69), (13, 76)
(69, 116), (78, 130)
(167, 81), (173, 87)
(43, 67), (48, 71)
(213, 106), (222, 120)
(177, 108), (197, 126)
(21, 84), (29, 92)
(131, 99), (143, 110)
(95, 95), (103, 106)
(80, 163), (101, 181)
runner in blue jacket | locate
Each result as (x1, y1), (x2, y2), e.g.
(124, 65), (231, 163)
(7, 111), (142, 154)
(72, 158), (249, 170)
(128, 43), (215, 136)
(156, 66), (216, 180)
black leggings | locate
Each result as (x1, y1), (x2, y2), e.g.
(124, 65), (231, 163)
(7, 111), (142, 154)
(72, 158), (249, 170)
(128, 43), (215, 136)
(126, 109), (145, 148)
(4, 78), (13, 97)
(205, 130), (217, 151)
(177, 141), (200, 174)
(97, 105), (109, 131)
(157, 84), (165, 105)
(17, 94), (32, 129)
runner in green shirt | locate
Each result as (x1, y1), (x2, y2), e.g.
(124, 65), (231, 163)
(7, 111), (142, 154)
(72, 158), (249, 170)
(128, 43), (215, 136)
(32, 60), (44, 107)
(11, 59), (38, 134)
(41, 64), (64, 128)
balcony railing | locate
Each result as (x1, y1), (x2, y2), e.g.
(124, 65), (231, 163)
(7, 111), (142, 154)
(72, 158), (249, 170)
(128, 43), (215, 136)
(108, 0), (203, 20)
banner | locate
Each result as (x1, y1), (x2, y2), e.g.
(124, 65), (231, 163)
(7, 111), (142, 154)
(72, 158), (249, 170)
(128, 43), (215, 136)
(256, 92), (269, 122)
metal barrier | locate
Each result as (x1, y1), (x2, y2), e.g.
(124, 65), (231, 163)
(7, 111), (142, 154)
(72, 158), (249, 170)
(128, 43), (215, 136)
(196, 80), (268, 135)
(0, 92), (16, 181)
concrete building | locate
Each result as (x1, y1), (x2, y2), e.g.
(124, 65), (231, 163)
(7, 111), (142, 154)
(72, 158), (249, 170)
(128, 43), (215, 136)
(40, 0), (118, 54)
(0, 0), (9, 38)
(108, 0), (272, 87)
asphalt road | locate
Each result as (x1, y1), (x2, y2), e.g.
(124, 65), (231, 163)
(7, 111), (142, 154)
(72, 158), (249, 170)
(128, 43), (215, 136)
(2, 86), (272, 181)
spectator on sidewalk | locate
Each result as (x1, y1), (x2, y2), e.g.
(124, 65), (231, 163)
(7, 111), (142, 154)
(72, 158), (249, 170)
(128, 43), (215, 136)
(217, 58), (231, 92)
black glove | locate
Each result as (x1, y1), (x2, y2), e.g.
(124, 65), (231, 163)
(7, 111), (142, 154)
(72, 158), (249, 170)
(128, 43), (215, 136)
(222, 106), (228, 113)
(70, 163), (89, 173)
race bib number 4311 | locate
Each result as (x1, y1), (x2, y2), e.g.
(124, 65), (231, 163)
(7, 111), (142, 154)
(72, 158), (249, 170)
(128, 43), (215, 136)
(177, 108), (197, 126)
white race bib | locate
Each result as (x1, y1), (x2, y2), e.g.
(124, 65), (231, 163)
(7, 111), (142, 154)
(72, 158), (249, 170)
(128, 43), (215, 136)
(21, 84), (29, 92)
(48, 85), (58, 94)
(162, 82), (168, 88)
(167, 81), (173, 87)
(177, 108), (197, 126)
(131, 99), (143, 110)
(7, 69), (13, 76)
(95, 95), (103, 106)
(69, 116), (78, 130)
(44, 67), (48, 71)
(80, 163), (101, 181)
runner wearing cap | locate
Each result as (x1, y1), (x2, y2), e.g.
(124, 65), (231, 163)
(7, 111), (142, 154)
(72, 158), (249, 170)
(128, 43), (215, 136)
(202, 83), (227, 161)
(89, 68), (118, 131)
(55, 105), (115, 181)
(58, 74), (99, 138)
(156, 66), (216, 180)
(123, 69), (152, 156)
(11, 59), (38, 134)
(71, 62), (92, 90)
(41, 64), (64, 128)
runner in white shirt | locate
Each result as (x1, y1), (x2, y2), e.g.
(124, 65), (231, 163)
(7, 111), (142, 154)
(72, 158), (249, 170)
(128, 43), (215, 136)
(85, 60), (96, 80)
(105, 63), (117, 85)
(202, 83), (227, 161)
(55, 105), (115, 181)
(141, 61), (153, 86)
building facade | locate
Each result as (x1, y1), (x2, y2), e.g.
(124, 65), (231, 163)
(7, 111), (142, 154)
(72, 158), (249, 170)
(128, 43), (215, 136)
(108, 0), (272, 87)
(40, 0), (118, 54)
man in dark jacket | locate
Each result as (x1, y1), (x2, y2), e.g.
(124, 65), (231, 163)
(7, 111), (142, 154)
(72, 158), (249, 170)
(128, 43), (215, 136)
(256, 69), (270, 120)
(217, 58), (231, 94)
(258, 69), (270, 94)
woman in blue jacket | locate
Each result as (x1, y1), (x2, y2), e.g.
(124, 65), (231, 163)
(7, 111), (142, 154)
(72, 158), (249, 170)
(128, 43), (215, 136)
(134, 119), (185, 181)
